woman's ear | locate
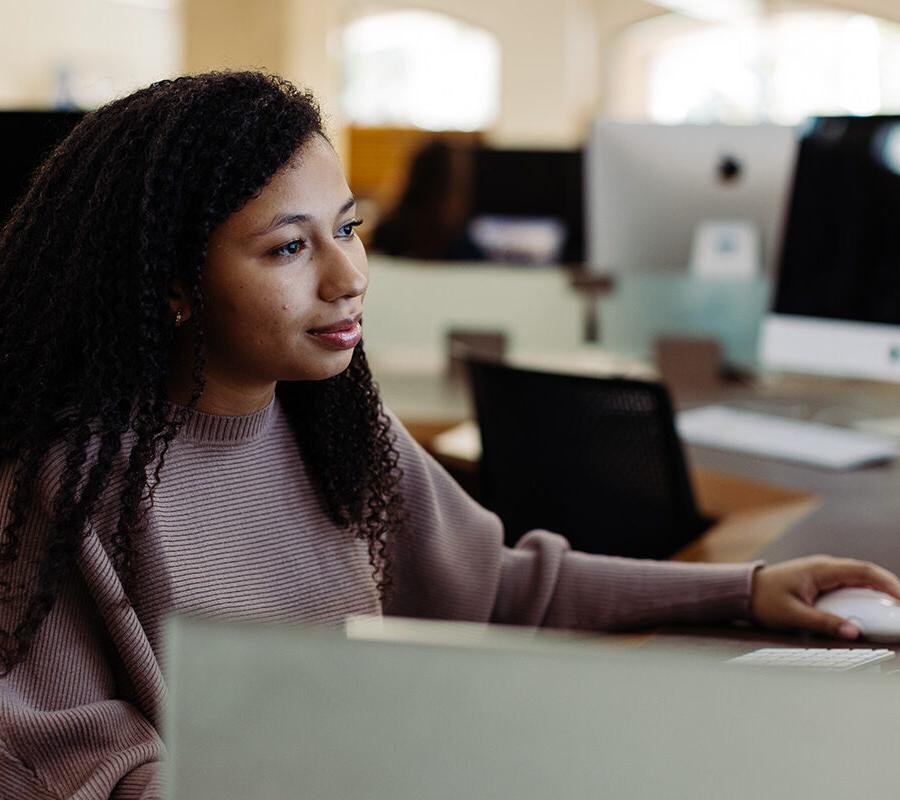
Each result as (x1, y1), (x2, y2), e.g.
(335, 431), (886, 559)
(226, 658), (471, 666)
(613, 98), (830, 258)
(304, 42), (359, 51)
(167, 280), (193, 326)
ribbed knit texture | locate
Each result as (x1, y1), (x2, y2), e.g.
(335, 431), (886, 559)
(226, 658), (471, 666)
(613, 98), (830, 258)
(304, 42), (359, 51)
(0, 398), (757, 799)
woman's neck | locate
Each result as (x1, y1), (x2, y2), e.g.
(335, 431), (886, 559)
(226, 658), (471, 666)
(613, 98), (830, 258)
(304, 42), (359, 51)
(167, 361), (276, 416)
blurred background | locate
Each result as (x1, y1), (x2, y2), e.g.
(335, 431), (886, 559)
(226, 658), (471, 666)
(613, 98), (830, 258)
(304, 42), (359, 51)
(6, 0), (900, 242)
(6, 0), (900, 392)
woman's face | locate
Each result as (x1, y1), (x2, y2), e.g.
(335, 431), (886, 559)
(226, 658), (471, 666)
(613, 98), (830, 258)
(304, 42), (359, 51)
(196, 135), (368, 396)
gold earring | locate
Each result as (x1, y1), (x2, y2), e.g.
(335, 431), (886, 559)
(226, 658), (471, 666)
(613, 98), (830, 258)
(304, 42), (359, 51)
(174, 308), (183, 328)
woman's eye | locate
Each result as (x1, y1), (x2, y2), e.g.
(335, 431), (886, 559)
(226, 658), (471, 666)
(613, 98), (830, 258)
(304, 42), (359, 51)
(337, 219), (363, 238)
(273, 239), (304, 257)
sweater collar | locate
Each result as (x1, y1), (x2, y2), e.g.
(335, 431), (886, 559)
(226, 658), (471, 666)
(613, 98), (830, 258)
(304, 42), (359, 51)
(170, 395), (278, 443)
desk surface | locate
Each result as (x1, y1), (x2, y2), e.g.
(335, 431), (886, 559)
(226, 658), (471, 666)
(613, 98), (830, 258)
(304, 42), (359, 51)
(680, 377), (900, 576)
(376, 367), (900, 578)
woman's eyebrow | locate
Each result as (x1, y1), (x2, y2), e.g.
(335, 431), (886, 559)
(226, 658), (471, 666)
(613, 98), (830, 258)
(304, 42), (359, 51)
(253, 196), (356, 237)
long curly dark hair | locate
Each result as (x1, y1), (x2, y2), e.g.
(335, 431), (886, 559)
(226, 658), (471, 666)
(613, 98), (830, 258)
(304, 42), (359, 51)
(0, 71), (403, 673)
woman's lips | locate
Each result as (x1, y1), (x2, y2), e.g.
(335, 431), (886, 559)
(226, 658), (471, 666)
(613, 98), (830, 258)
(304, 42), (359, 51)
(307, 319), (362, 350)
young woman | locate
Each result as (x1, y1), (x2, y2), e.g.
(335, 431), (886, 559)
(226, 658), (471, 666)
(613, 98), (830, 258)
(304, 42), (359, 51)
(1, 71), (897, 799)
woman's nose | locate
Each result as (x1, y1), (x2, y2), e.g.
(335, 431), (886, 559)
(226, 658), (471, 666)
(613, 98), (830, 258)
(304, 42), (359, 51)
(317, 241), (368, 302)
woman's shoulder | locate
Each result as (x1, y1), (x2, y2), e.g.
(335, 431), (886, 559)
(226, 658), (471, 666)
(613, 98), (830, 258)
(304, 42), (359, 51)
(379, 406), (471, 495)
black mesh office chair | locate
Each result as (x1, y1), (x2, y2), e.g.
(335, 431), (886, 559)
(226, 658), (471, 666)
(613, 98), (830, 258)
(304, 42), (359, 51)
(466, 358), (712, 559)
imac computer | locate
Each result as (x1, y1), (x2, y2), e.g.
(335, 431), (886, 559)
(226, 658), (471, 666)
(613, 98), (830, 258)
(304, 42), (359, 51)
(0, 111), (84, 226)
(584, 120), (797, 275)
(760, 115), (900, 382)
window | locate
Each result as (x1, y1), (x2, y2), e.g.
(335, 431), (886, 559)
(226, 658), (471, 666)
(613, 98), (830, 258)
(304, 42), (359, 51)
(612, 10), (900, 125)
(341, 10), (500, 131)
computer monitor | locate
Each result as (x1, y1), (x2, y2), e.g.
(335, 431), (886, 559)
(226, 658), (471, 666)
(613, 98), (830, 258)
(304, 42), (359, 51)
(760, 116), (900, 382)
(469, 147), (584, 263)
(760, 116), (900, 381)
(369, 143), (584, 265)
(0, 111), (85, 227)
(167, 614), (900, 800)
(584, 120), (797, 274)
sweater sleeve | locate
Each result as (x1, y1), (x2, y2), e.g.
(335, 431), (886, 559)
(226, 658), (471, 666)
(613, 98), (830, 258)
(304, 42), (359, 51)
(0, 462), (164, 800)
(383, 415), (758, 630)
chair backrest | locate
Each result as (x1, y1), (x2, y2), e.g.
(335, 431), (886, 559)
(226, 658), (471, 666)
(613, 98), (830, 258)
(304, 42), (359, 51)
(466, 358), (711, 559)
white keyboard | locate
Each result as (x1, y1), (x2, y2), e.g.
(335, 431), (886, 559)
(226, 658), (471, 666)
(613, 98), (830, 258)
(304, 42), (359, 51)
(677, 405), (899, 470)
(726, 648), (895, 671)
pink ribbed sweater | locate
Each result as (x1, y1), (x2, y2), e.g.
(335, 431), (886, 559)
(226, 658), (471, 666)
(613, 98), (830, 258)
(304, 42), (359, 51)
(0, 398), (756, 799)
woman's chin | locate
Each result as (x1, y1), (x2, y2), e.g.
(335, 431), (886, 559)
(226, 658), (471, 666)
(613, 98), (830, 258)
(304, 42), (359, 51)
(289, 351), (355, 382)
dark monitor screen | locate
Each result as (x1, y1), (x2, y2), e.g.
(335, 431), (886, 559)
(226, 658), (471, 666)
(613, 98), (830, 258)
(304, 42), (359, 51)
(773, 115), (900, 325)
(0, 111), (85, 227)
(469, 147), (584, 263)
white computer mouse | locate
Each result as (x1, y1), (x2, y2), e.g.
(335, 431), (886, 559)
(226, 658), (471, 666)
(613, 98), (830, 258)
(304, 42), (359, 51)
(814, 587), (900, 642)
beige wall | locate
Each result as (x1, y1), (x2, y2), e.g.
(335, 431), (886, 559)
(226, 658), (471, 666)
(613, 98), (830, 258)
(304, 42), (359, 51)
(186, 0), (900, 147)
(182, 0), (900, 147)
(183, 0), (338, 111)
(3, 0), (899, 135)
(183, 0), (289, 76)
(183, 0), (663, 148)
(0, 0), (180, 108)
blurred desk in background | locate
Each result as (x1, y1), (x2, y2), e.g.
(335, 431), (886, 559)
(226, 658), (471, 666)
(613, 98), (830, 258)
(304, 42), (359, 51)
(376, 366), (900, 580)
